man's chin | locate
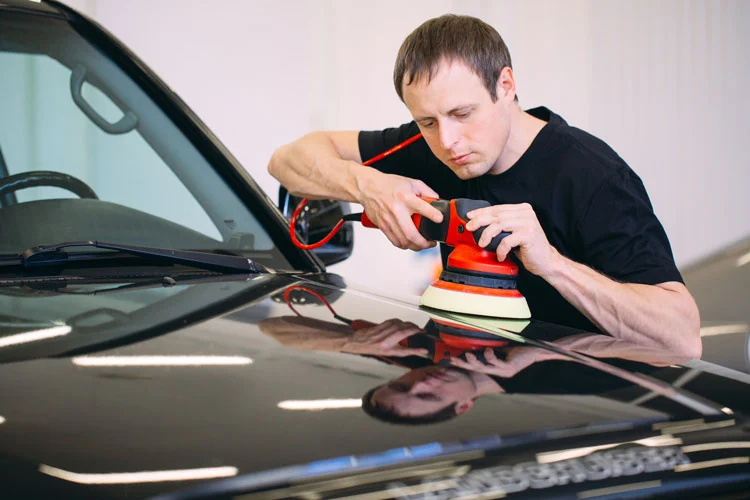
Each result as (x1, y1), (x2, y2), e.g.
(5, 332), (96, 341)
(454, 163), (487, 180)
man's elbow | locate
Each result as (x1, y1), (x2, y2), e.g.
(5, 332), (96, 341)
(267, 147), (286, 183)
(674, 294), (702, 361)
(655, 283), (702, 361)
(685, 310), (703, 360)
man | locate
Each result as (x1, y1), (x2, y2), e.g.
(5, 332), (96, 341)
(364, 329), (686, 424)
(268, 15), (701, 358)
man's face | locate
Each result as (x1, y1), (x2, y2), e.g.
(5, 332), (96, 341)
(371, 365), (475, 418)
(402, 59), (514, 179)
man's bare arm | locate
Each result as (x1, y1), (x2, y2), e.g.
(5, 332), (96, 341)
(268, 131), (366, 202)
(268, 131), (444, 250)
(544, 253), (702, 360)
(467, 203), (702, 358)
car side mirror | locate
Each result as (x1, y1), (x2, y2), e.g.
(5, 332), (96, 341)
(278, 186), (354, 267)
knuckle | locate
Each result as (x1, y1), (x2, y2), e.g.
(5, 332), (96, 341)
(394, 190), (410, 203)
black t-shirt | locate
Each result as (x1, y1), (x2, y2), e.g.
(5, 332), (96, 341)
(358, 107), (683, 332)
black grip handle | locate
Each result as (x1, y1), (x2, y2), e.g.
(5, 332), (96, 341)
(416, 199), (451, 243)
(479, 229), (512, 253)
(453, 198), (511, 253)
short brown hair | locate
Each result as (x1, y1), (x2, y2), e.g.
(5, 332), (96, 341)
(393, 14), (517, 103)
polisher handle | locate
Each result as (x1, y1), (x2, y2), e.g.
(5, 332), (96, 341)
(361, 197), (510, 252)
(359, 197), (443, 232)
(452, 199), (511, 253)
(475, 227), (511, 253)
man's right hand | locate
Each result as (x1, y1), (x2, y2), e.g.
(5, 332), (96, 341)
(356, 169), (444, 251)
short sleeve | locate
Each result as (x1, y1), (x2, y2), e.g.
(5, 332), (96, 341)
(358, 123), (466, 199)
(576, 170), (683, 285)
(358, 122), (423, 176)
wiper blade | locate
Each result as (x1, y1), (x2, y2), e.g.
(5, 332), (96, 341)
(0, 240), (267, 273)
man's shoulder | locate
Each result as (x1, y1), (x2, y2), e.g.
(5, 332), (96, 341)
(539, 110), (635, 187)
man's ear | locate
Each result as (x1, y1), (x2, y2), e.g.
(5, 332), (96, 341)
(454, 399), (474, 416)
(496, 66), (516, 102)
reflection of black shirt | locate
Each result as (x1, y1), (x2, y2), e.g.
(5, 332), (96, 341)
(497, 358), (658, 395)
(359, 107), (683, 332)
(375, 351), (656, 397)
(381, 324), (659, 397)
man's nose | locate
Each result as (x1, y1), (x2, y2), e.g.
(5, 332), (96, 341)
(438, 121), (459, 150)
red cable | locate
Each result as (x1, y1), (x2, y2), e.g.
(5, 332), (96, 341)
(284, 285), (336, 316)
(360, 132), (424, 167)
(290, 133), (423, 249)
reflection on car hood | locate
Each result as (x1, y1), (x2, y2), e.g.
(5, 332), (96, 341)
(0, 273), (747, 499)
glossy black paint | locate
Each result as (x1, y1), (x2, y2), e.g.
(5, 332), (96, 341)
(0, 273), (748, 498)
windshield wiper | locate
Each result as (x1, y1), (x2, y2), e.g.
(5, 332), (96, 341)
(0, 241), (268, 273)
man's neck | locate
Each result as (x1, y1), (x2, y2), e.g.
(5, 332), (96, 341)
(494, 107), (547, 174)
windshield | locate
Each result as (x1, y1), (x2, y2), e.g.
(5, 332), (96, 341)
(0, 12), (290, 269)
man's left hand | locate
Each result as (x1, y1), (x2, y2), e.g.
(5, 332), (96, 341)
(449, 346), (565, 378)
(465, 202), (561, 277)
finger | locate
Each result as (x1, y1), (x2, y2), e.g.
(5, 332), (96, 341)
(380, 216), (413, 250)
(465, 205), (530, 230)
(476, 221), (520, 248)
(484, 348), (501, 365)
(390, 326), (424, 343)
(449, 357), (472, 369)
(360, 318), (401, 337)
(396, 211), (434, 251)
(461, 352), (485, 367)
(464, 207), (496, 231)
(467, 203), (531, 219)
(496, 233), (523, 262)
(372, 319), (409, 339)
(484, 349), (507, 368)
(388, 347), (429, 357)
(476, 223), (504, 248)
(467, 212), (521, 234)
(473, 212), (530, 238)
(409, 196), (444, 224)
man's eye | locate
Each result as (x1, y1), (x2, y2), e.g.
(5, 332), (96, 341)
(420, 121), (434, 128)
(417, 394), (440, 402)
(456, 111), (471, 119)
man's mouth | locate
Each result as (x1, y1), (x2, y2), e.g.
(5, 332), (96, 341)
(451, 153), (472, 165)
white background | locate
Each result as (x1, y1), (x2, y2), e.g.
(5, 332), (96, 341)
(62, 0), (750, 296)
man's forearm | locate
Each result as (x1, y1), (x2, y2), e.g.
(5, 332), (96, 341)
(268, 132), (365, 202)
(553, 333), (696, 366)
(542, 249), (702, 358)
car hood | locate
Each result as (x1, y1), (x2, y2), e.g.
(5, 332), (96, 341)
(0, 272), (747, 499)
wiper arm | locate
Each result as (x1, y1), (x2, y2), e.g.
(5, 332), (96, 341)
(0, 241), (267, 273)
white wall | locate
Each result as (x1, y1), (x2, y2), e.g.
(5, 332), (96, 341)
(63, 0), (750, 294)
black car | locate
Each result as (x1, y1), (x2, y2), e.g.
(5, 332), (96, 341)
(0, 1), (748, 499)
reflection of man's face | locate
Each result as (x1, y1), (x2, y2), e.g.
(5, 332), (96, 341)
(371, 366), (476, 418)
